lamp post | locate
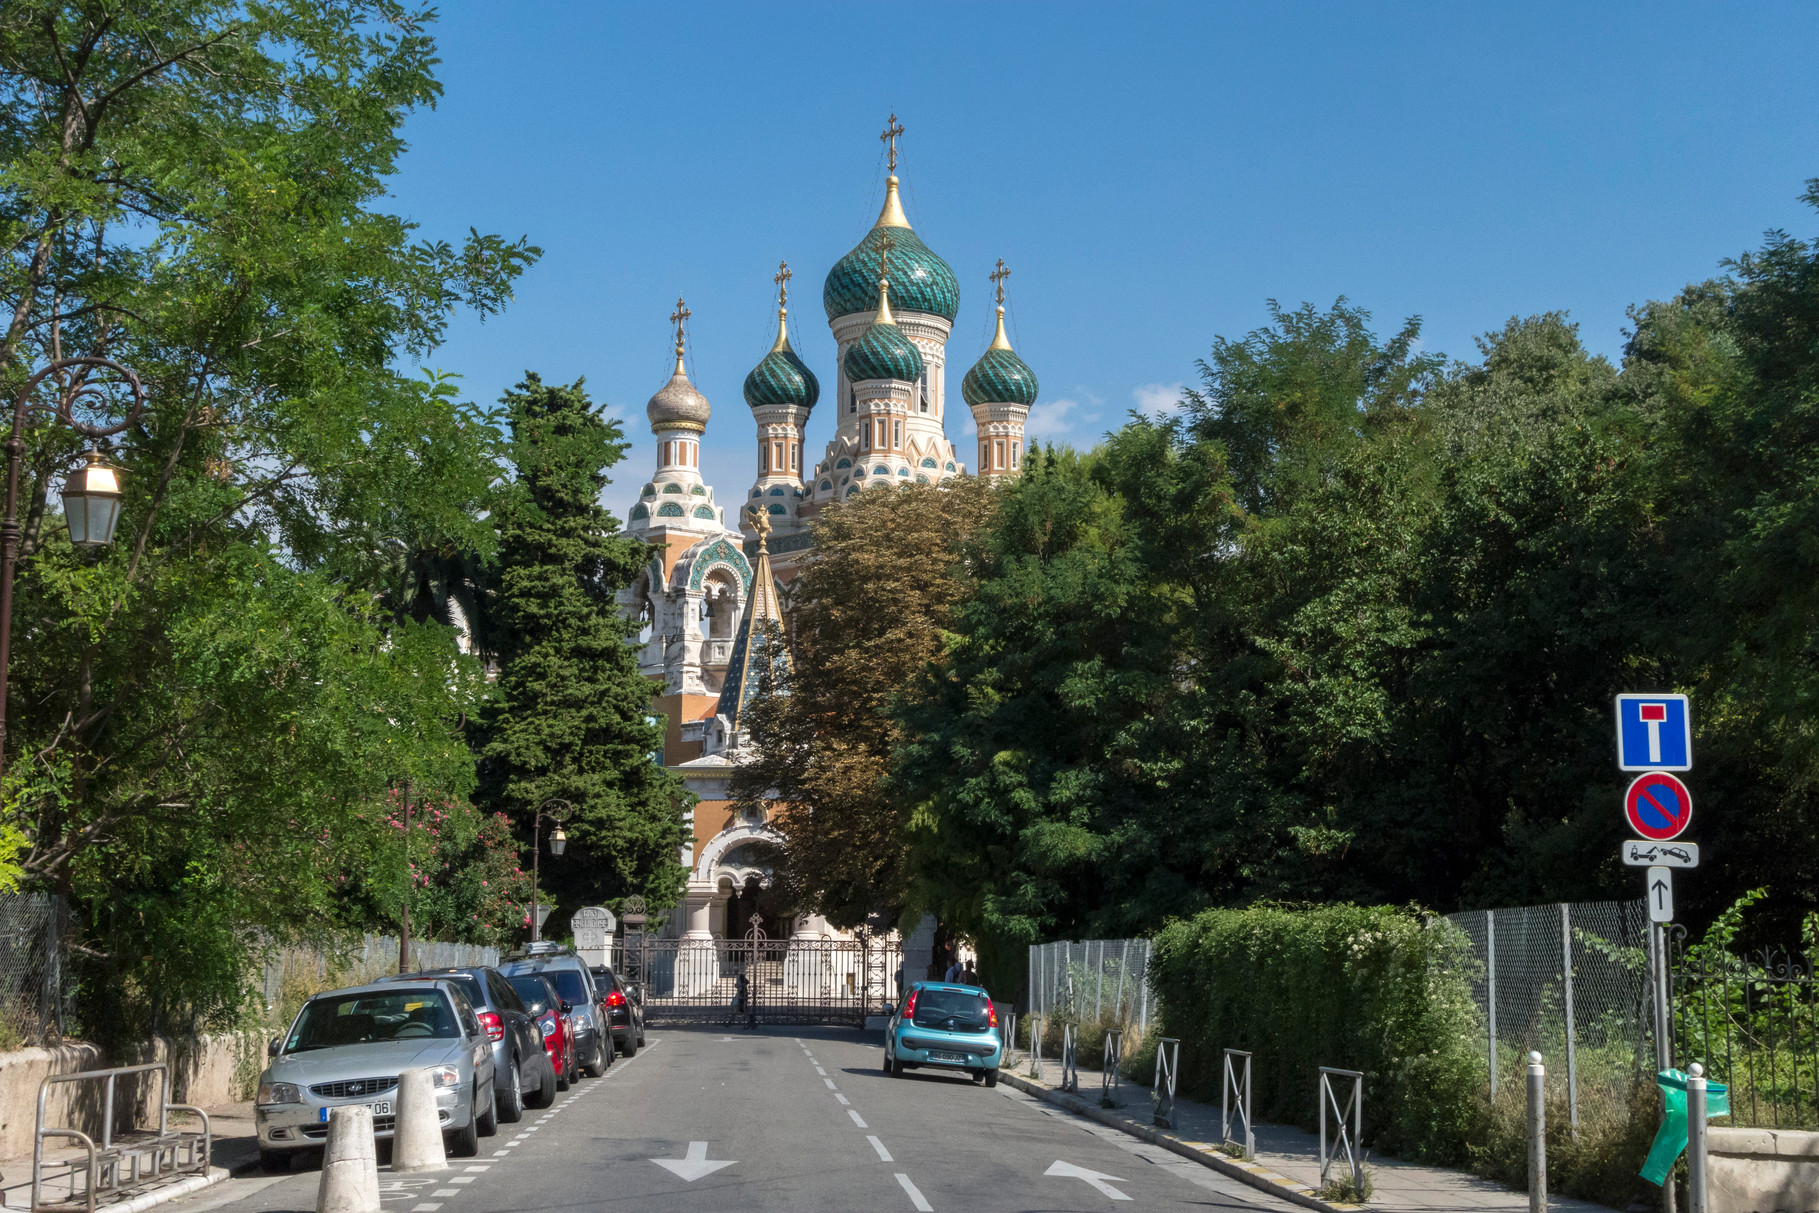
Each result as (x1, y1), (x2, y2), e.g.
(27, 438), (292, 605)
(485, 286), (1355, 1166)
(530, 799), (573, 943)
(1, 358), (145, 780)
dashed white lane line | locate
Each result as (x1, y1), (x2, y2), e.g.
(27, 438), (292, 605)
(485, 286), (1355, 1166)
(412, 1205), (442, 1212)
(464, 1166), (490, 1172)
(815, 1066), (827, 1075)
(432, 1190), (458, 1198)
(835, 1094), (850, 1106)
(868, 1135), (893, 1162)
(896, 1172), (934, 1211)
(449, 1177), (474, 1185)
(823, 1078), (836, 1089)
(847, 1108), (869, 1129)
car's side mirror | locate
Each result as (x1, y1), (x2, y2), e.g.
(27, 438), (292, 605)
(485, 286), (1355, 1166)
(268, 1037), (282, 1058)
(632, 988), (643, 1005)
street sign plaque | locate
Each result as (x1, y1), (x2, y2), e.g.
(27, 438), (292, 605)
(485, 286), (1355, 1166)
(1616, 694), (1692, 771)
(1646, 866), (1674, 923)
(1624, 771), (1694, 841)
(1622, 840), (1699, 868)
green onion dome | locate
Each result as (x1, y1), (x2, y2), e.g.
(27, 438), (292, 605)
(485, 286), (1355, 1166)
(823, 176), (959, 323)
(962, 306), (1039, 406)
(842, 279), (925, 384)
(743, 309), (820, 411)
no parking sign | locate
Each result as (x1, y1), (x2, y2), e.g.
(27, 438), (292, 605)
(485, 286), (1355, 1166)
(1625, 771), (1694, 841)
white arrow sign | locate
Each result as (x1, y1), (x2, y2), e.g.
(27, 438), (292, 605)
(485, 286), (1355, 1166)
(651, 1142), (736, 1182)
(1045, 1160), (1132, 1201)
(1648, 866), (1674, 923)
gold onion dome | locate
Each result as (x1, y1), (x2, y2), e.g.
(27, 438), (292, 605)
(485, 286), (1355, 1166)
(823, 176), (959, 322)
(962, 306), (1039, 407)
(646, 311), (711, 431)
(842, 278), (925, 384)
(743, 307), (820, 411)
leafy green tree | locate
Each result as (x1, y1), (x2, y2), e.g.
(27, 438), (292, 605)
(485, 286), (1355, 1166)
(0, 2), (537, 1041)
(474, 374), (687, 913)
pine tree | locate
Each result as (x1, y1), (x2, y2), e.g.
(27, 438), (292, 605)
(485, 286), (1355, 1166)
(476, 374), (687, 913)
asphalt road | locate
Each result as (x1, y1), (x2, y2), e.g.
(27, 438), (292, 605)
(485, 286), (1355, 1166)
(175, 1026), (1304, 1212)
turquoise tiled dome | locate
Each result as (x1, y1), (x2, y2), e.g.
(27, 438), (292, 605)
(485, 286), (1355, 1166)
(743, 340), (820, 411)
(825, 227), (959, 323)
(963, 347), (1039, 406)
(844, 314), (925, 384)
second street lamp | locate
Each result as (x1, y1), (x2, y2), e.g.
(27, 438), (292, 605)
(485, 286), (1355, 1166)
(530, 799), (573, 943)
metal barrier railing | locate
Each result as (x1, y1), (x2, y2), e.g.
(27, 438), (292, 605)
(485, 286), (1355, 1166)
(1002, 1012), (1017, 1064)
(1318, 1066), (1364, 1194)
(1102, 1028), (1124, 1106)
(1028, 1014), (1045, 1079)
(34, 1062), (211, 1213)
(1152, 1037), (1180, 1129)
(1222, 1048), (1253, 1158)
(1060, 1023), (1080, 1093)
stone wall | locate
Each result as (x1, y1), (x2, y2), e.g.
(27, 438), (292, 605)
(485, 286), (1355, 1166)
(0, 1032), (257, 1161)
(1710, 1126), (1819, 1213)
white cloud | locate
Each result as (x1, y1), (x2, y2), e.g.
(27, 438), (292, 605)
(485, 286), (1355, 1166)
(1133, 382), (1186, 417)
(1026, 397), (1087, 439)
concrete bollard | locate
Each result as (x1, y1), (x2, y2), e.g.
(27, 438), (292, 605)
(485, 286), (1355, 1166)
(316, 1104), (380, 1213)
(1687, 1063), (1708, 1213)
(391, 1068), (447, 1173)
(1526, 1052), (1547, 1213)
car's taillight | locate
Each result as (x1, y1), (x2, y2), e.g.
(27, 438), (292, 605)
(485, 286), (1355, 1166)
(986, 998), (998, 1028)
(478, 1010), (504, 1042)
(539, 1013), (558, 1039)
(604, 989), (626, 1007)
(903, 990), (919, 1018)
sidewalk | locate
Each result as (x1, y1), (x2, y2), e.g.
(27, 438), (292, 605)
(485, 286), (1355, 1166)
(0, 1102), (258, 1211)
(1000, 1052), (1611, 1213)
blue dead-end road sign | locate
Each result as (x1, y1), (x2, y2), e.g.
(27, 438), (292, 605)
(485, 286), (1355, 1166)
(1616, 694), (1692, 771)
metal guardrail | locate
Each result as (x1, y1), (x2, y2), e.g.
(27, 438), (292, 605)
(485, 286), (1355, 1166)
(1028, 1014), (1045, 1080)
(1060, 1023), (1079, 1093)
(33, 1062), (211, 1213)
(1102, 1028), (1123, 1106)
(1153, 1037), (1180, 1129)
(1223, 1048), (1253, 1158)
(1318, 1066), (1364, 1194)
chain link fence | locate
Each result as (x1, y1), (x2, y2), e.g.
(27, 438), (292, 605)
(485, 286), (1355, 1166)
(0, 894), (70, 1045)
(1446, 899), (1653, 1126)
(1027, 938), (1151, 1034)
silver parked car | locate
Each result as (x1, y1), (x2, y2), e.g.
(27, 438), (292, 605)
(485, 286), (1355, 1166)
(254, 979), (497, 1171)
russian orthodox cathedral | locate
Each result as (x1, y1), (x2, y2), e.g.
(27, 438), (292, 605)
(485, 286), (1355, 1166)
(616, 120), (1038, 967)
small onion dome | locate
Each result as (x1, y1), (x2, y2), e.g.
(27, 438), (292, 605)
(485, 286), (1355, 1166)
(962, 306), (1039, 406)
(823, 176), (959, 323)
(646, 344), (711, 432)
(743, 308), (820, 411)
(843, 278), (925, 384)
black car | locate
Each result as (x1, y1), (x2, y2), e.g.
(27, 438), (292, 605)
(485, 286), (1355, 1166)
(380, 966), (556, 1120)
(589, 965), (646, 1057)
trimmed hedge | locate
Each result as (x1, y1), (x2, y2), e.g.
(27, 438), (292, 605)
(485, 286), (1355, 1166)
(1148, 903), (1482, 1163)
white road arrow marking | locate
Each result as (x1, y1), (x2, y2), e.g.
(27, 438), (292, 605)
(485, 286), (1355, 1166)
(651, 1141), (736, 1182)
(1045, 1160), (1132, 1201)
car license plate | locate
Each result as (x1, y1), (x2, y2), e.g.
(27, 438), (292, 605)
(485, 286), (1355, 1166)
(926, 1050), (968, 1063)
(320, 1100), (391, 1121)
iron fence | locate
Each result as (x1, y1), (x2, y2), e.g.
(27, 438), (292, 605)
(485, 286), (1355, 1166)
(1027, 938), (1151, 1033)
(0, 894), (70, 1044)
(1671, 929), (1819, 1129)
(1445, 899), (1653, 1124)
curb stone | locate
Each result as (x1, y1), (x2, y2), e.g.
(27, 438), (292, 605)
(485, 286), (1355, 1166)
(998, 1070), (1363, 1213)
(106, 1167), (229, 1213)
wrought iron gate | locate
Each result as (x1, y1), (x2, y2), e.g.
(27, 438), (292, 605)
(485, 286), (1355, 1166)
(624, 918), (901, 1027)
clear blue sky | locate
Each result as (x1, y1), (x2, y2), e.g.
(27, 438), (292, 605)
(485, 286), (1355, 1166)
(391, 2), (1819, 510)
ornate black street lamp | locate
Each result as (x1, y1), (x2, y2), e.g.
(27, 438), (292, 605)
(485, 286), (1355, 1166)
(530, 798), (573, 943)
(0, 358), (145, 779)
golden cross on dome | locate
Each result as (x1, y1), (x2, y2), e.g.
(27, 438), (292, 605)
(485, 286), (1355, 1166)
(876, 230), (896, 282)
(774, 261), (791, 309)
(990, 258), (1011, 306)
(669, 297), (690, 352)
(879, 112), (905, 173)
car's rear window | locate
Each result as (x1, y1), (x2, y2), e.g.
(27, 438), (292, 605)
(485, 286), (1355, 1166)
(288, 990), (458, 1051)
(507, 976), (556, 1014)
(912, 989), (990, 1027)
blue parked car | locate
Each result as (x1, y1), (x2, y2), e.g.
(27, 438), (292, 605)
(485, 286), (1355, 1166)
(882, 982), (1002, 1086)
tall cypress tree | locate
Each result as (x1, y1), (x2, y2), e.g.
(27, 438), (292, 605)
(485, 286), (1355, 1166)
(476, 374), (687, 914)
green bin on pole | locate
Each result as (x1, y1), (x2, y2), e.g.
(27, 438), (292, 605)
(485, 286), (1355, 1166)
(1642, 1069), (1730, 1186)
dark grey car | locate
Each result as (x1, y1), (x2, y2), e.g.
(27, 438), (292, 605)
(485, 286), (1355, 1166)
(380, 966), (554, 1122)
(501, 945), (611, 1075)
